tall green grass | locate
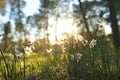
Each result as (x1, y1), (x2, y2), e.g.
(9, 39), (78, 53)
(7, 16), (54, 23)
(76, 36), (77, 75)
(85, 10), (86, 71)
(0, 49), (26, 80)
(0, 41), (120, 80)
(64, 37), (120, 80)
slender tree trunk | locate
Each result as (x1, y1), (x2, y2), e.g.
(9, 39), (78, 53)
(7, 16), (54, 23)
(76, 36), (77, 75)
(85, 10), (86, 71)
(17, 0), (21, 21)
(4, 22), (10, 52)
(107, 0), (120, 49)
(46, 21), (50, 49)
(78, 0), (90, 37)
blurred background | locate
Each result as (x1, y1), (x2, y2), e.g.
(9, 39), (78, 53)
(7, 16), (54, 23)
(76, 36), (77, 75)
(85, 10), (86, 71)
(0, 0), (120, 53)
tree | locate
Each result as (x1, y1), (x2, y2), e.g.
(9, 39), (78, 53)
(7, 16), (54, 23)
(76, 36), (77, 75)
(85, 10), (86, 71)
(107, 0), (120, 49)
(0, 0), (26, 52)
(3, 21), (11, 52)
(0, 0), (6, 12)
(78, 0), (90, 36)
(33, 0), (59, 48)
(8, 0), (26, 34)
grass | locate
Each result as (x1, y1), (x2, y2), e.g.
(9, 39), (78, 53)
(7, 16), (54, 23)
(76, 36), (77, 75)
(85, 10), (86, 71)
(0, 42), (120, 80)
(0, 50), (68, 80)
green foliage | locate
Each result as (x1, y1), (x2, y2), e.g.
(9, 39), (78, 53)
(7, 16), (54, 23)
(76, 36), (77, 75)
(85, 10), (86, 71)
(0, 41), (120, 80)
(0, 0), (120, 80)
(40, 0), (58, 9)
(62, 35), (120, 80)
(0, 50), (68, 80)
(0, 49), (25, 80)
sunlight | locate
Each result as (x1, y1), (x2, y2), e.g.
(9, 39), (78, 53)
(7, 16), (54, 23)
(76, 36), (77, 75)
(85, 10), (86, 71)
(48, 18), (78, 44)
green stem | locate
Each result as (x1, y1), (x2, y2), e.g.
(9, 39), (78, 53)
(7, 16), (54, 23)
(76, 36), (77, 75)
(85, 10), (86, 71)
(0, 49), (10, 78)
(23, 53), (26, 80)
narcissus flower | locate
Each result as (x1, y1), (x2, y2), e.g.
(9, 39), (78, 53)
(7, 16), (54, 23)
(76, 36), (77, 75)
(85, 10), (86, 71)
(99, 18), (104, 22)
(89, 39), (97, 48)
(99, 24), (104, 31)
(82, 40), (88, 46)
(25, 36), (30, 42)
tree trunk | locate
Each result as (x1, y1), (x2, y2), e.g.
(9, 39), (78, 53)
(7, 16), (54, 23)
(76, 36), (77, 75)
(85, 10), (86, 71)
(78, 0), (90, 38)
(107, 0), (120, 49)
(4, 22), (10, 52)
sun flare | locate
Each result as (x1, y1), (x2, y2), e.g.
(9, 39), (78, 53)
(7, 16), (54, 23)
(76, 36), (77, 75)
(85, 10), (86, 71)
(48, 18), (78, 44)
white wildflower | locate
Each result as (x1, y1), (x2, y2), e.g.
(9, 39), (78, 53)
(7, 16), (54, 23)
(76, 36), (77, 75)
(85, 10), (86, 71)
(99, 18), (104, 23)
(24, 46), (32, 55)
(89, 39), (97, 48)
(77, 53), (82, 60)
(25, 36), (30, 41)
(31, 42), (35, 50)
(46, 48), (52, 53)
(70, 54), (74, 60)
(9, 53), (12, 58)
(98, 24), (104, 31)
(82, 40), (88, 46)
(16, 53), (23, 58)
(62, 46), (66, 53)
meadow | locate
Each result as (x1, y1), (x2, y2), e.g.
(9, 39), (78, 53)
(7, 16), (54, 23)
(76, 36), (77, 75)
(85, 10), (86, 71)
(0, 0), (119, 80)
(0, 37), (120, 80)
